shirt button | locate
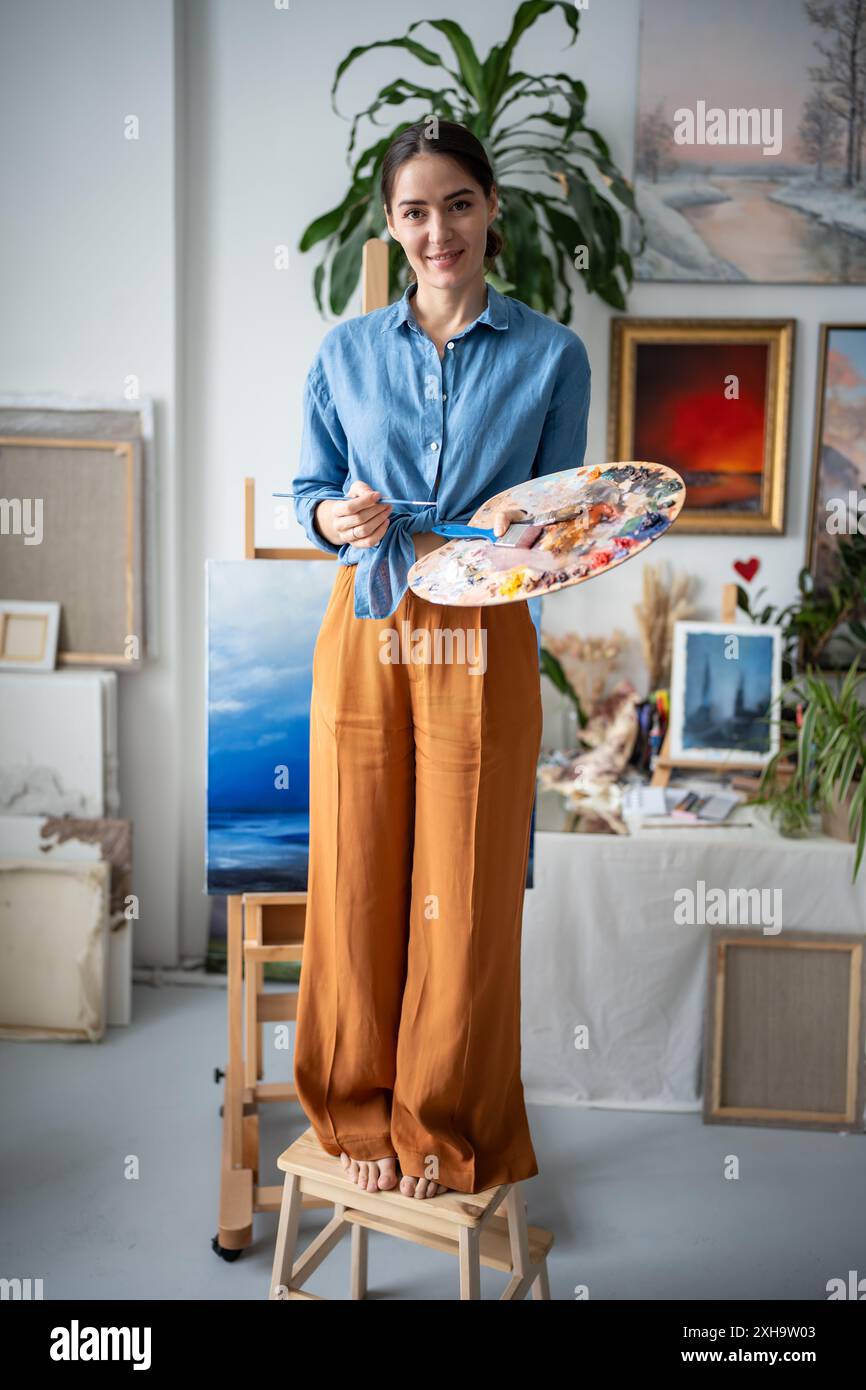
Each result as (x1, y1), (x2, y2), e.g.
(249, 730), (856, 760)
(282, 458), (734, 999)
(430, 441), (439, 451)
(446, 341), (454, 350)
(442, 393), (447, 401)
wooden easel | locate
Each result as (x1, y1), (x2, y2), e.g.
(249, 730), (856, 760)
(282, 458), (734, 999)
(214, 239), (391, 1258)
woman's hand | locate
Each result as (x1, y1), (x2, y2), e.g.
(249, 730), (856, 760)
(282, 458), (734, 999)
(314, 480), (392, 549)
(491, 505), (529, 538)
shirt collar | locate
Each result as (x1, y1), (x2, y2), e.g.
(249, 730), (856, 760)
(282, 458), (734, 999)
(379, 278), (509, 335)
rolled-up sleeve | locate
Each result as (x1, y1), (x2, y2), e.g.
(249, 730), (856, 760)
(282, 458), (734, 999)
(531, 333), (591, 479)
(293, 359), (349, 554)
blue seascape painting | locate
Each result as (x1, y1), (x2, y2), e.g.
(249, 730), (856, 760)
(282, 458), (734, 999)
(206, 559), (540, 895)
(205, 558), (335, 893)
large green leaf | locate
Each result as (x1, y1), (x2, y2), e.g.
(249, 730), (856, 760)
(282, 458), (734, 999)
(345, 80), (463, 161)
(299, 180), (371, 252)
(304, 5), (639, 319)
(408, 19), (486, 112)
(484, 4), (582, 117)
(329, 220), (372, 314)
(331, 36), (451, 116)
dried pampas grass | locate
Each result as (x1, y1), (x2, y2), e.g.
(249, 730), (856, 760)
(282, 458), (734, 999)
(633, 562), (695, 690)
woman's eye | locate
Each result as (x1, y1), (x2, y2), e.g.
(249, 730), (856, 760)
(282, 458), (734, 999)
(404, 201), (472, 220)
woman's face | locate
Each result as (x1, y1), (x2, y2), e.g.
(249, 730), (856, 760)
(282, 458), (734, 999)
(384, 153), (498, 289)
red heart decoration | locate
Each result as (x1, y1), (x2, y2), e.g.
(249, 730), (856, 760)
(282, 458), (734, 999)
(734, 557), (760, 583)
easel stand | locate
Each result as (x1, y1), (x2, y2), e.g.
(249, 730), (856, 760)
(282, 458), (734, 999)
(215, 472), (339, 1255)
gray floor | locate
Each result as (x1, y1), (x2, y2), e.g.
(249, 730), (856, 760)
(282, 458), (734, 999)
(1, 982), (863, 1302)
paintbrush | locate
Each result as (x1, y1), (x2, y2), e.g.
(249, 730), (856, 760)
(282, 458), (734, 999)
(272, 492), (588, 548)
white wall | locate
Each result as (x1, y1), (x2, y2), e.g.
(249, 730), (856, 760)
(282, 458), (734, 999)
(0, 0), (183, 966)
(4, 0), (863, 965)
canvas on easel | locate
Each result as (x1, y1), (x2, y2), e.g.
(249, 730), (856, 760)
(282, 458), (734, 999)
(668, 619), (783, 768)
(205, 558), (335, 897)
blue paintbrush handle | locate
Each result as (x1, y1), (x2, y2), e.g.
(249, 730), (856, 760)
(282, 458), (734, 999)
(430, 522), (498, 541)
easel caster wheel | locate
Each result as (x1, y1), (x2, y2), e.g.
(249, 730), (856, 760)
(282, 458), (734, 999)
(214, 1066), (225, 1084)
(211, 1234), (241, 1262)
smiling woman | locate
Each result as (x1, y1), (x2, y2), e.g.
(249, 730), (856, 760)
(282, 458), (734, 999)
(291, 117), (591, 1204)
(381, 135), (502, 364)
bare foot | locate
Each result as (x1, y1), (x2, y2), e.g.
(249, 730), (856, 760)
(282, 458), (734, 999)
(399, 1170), (449, 1199)
(339, 1152), (398, 1192)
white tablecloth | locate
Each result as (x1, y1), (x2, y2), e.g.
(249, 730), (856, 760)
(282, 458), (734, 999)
(521, 802), (866, 1113)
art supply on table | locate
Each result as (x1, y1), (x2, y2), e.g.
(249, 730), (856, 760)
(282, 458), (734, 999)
(649, 709), (663, 768)
(622, 782), (743, 828)
(671, 790), (700, 819)
(638, 819), (755, 830)
(621, 785), (667, 818)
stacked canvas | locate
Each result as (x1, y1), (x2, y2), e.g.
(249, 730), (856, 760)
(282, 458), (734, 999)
(0, 397), (152, 1038)
(0, 670), (131, 1038)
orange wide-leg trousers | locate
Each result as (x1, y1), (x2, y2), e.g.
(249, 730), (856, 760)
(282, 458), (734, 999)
(293, 561), (543, 1194)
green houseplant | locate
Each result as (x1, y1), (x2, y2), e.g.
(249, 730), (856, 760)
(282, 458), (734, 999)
(757, 659), (866, 881)
(736, 531), (866, 680)
(299, 2), (641, 320)
(539, 644), (587, 743)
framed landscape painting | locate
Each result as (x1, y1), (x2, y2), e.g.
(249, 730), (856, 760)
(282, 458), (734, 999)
(634, 0), (866, 284)
(670, 621), (783, 767)
(608, 318), (793, 533)
(805, 324), (866, 669)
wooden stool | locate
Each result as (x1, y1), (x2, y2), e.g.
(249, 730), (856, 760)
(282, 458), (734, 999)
(269, 1128), (553, 1300)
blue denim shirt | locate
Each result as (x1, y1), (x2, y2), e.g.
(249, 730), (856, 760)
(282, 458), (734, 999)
(293, 280), (591, 619)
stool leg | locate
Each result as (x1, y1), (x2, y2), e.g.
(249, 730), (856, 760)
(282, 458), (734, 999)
(255, 961), (264, 1080)
(269, 1173), (302, 1298)
(503, 1185), (545, 1300)
(458, 1227), (481, 1299)
(350, 1222), (368, 1300)
(532, 1258), (551, 1300)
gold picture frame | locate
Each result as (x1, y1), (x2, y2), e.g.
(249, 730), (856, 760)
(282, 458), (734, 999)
(804, 323), (866, 671)
(608, 318), (794, 534)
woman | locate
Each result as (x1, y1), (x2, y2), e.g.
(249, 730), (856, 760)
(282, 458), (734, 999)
(292, 119), (591, 1199)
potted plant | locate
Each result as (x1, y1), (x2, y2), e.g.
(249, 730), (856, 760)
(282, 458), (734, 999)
(299, 3), (641, 318)
(737, 531), (866, 679)
(758, 659), (866, 881)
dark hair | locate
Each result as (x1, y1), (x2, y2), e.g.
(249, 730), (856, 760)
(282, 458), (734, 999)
(380, 118), (504, 278)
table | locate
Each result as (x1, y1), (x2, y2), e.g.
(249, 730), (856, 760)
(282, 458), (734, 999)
(521, 799), (866, 1113)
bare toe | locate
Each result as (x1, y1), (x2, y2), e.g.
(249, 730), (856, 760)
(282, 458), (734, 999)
(375, 1157), (398, 1190)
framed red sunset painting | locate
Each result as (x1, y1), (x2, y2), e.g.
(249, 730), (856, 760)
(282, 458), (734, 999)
(608, 318), (794, 532)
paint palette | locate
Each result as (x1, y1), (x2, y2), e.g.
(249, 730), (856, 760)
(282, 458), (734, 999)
(407, 462), (686, 607)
